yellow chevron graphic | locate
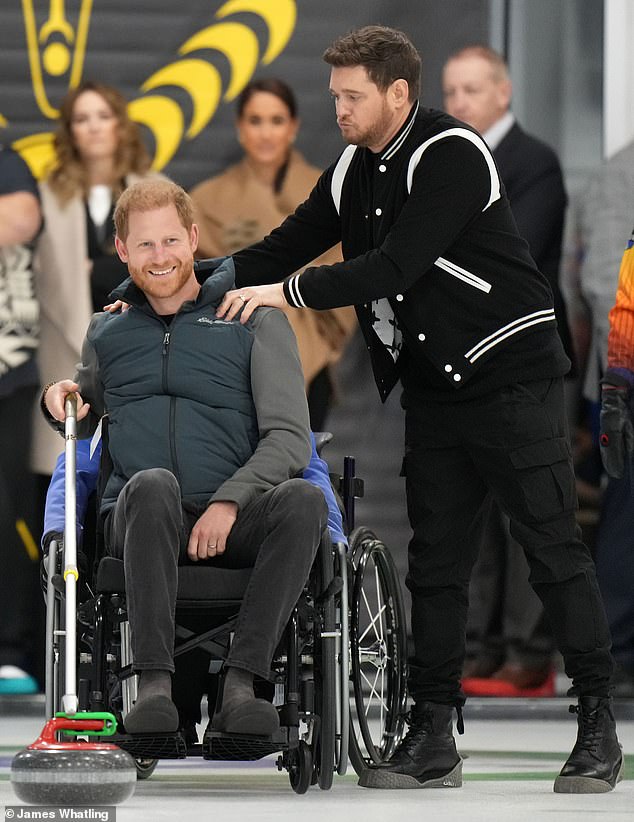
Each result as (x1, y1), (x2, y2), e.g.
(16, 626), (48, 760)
(179, 22), (259, 102)
(215, 0), (297, 65)
(127, 96), (185, 173)
(140, 60), (222, 139)
(11, 0), (298, 177)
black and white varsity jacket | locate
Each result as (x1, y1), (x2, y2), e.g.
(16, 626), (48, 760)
(233, 103), (568, 401)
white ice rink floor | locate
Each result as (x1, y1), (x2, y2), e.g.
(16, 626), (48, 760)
(1, 696), (633, 822)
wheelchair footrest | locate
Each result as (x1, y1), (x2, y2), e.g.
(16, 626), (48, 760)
(202, 726), (297, 761)
(112, 731), (188, 759)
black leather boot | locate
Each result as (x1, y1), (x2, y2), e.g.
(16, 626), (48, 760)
(554, 696), (623, 793)
(358, 701), (462, 789)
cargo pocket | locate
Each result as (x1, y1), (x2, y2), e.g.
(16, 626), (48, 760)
(509, 437), (576, 520)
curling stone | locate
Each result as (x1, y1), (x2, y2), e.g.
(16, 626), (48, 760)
(11, 716), (137, 806)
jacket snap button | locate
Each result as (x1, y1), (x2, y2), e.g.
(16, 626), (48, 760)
(453, 373), (462, 382)
(375, 207), (382, 216)
(395, 293), (404, 301)
(418, 333), (426, 341)
(444, 364), (452, 372)
(379, 164), (387, 172)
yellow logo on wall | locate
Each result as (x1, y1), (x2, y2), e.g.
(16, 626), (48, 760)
(9, 0), (297, 178)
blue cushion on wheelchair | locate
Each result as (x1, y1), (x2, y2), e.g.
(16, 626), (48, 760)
(96, 556), (252, 600)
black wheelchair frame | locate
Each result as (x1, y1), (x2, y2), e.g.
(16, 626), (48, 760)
(43, 432), (408, 793)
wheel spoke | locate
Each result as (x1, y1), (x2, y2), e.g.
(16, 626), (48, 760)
(360, 584), (378, 639)
(379, 651), (385, 732)
(360, 665), (389, 715)
(358, 594), (387, 643)
(373, 564), (385, 643)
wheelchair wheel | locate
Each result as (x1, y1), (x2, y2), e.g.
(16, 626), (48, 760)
(134, 757), (158, 780)
(288, 740), (312, 795)
(348, 527), (408, 775)
(312, 537), (336, 790)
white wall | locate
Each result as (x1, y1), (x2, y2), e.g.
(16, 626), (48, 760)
(604, 0), (634, 158)
(506, 0), (604, 196)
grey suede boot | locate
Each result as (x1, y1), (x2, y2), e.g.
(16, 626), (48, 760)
(210, 667), (279, 736)
(124, 670), (179, 734)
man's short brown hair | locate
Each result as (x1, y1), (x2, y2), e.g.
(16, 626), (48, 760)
(323, 25), (421, 102)
(114, 178), (194, 241)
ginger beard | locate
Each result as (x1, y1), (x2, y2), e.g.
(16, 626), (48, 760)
(115, 203), (200, 312)
(128, 255), (195, 302)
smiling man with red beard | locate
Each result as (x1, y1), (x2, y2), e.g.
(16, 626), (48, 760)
(40, 178), (327, 740)
(113, 183), (200, 312)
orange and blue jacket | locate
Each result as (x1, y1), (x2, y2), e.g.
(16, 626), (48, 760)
(607, 229), (634, 376)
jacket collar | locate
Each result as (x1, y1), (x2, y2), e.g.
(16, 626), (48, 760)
(379, 101), (420, 162)
(110, 255), (235, 313)
(483, 110), (516, 151)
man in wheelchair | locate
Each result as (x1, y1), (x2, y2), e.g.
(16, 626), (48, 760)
(41, 178), (329, 740)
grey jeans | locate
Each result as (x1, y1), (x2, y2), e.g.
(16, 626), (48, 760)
(105, 468), (328, 679)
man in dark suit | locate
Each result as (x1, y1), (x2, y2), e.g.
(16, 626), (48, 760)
(442, 45), (572, 696)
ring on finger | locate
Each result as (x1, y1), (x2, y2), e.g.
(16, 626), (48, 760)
(239, 294), (247, 303)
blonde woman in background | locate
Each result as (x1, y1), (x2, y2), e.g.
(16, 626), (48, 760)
(32, 81), (154, 491)
(190, 78), (355, 428)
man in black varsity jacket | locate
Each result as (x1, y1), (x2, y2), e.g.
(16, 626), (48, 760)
(216, 26), (622, 793)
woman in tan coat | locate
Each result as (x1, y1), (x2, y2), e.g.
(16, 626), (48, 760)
(190, 78), (355, 428)
(32, 81), (153, 486)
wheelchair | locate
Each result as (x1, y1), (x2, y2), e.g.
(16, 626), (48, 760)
(42, 415), (408, 793)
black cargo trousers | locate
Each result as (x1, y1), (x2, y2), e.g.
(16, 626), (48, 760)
(401, 376), (614, 706)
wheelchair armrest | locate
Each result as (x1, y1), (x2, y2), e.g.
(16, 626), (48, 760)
(316, 575), (343, 604)
(313, 431), (333, 455)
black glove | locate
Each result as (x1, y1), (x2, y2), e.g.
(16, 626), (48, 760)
(600, 372), (634, 479)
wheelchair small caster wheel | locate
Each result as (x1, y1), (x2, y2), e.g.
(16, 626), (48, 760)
(288, 741), (313, 794)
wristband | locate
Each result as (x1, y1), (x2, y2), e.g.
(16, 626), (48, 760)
(40, 381), (62, 426)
